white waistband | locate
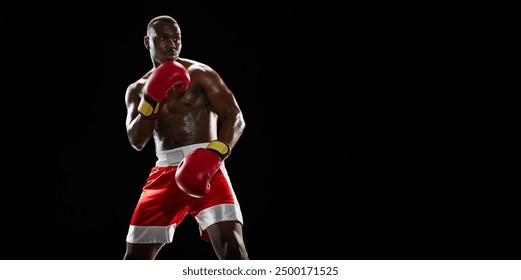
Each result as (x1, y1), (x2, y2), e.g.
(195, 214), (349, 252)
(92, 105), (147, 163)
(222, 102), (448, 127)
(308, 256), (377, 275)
(155, 142), (209, 166)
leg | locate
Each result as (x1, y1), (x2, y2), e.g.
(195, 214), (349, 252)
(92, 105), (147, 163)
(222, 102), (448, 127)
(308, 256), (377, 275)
(207, 221), (249, 260)
(123, 243), (165, 260)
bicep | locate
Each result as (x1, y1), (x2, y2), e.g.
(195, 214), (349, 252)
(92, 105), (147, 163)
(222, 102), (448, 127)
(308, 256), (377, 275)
(202, 70), (240, 117)
(125, 84), (141, 126)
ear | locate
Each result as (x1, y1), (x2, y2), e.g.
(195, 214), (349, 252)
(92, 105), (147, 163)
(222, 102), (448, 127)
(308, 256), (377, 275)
(144, 36), (150, 49)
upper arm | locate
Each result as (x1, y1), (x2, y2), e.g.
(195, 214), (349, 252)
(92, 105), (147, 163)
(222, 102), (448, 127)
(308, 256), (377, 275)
(195, 65), (241, 119)
(125, 82), (142, 128)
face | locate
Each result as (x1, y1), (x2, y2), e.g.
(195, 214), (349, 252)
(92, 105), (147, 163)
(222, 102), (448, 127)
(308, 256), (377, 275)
(145, 20), (182, 64)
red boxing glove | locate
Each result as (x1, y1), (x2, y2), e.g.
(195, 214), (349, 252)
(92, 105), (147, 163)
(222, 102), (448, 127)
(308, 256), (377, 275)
(138, 60), (190, 119)
(175, 140), (230, 198)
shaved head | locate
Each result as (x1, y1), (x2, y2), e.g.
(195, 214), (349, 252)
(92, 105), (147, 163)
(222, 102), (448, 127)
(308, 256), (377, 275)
(147, 15), (178, 36)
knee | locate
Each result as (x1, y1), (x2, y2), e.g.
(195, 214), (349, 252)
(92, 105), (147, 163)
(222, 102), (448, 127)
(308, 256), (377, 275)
(223, 241), (249, 260)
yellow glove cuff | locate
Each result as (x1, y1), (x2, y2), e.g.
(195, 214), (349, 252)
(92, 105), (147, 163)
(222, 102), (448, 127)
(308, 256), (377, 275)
(138, 95), (160, 119)
(206, 140), (230, 160)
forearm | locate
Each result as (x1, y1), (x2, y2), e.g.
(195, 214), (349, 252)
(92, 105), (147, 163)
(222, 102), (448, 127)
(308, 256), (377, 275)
(126, 114), (156, 151)
(217, 111), (245, 150)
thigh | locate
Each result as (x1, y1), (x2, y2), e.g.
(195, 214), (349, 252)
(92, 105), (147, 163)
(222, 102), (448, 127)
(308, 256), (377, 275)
(206, 221), (248, 259)
(124, 243), (165, 260)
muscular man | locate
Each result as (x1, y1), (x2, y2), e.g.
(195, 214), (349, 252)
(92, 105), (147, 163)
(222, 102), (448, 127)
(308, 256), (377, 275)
(123, 15), (248, 260)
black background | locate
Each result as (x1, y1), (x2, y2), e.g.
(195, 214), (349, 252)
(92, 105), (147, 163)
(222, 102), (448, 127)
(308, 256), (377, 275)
(0, 2), (356, 260)
(1, 2), (519, 260)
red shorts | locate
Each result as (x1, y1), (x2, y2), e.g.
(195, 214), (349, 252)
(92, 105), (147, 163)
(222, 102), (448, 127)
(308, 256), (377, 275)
(126, 143), (243, 244)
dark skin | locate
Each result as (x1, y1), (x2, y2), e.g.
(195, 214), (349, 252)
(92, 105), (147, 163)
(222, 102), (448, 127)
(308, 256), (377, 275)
(123, 16), (247, 260)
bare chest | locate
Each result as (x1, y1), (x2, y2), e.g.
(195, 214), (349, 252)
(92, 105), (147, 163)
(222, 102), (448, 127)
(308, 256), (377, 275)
(163, 88), (207, 113)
